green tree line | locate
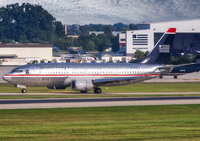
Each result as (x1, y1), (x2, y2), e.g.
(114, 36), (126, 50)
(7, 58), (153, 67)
(0, 3), (134, 52)
(0, 3), (65, 43)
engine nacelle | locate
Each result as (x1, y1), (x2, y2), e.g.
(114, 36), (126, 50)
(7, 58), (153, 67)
(71, 80), (94, 91)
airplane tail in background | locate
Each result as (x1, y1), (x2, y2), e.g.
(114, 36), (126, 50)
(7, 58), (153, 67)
(131, 28), (176, 64)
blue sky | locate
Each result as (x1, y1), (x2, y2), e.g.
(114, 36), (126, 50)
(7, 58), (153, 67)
(0, 0), (200, 25)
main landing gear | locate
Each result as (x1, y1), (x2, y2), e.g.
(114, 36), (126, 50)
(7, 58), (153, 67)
(94, 88), (102, 94)
(21, 89), (27, 93)
(80, 88), (102, 94)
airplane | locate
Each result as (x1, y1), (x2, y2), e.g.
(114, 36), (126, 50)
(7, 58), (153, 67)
(2, 28), (199, 94)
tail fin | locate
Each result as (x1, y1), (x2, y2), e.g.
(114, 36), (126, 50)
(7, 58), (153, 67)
(131, 28), (176, 64)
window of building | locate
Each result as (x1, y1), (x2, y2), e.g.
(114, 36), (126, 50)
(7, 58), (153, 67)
(133, 34), (148, 45)
(154, 33), (200, 55)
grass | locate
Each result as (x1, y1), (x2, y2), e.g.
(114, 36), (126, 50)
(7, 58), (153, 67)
(1, 82), (200, 93)
(0, 105), (200, 140)
(0, 84), (59, 93)
(1, 83), (200, 99)
(101, 82), (200, 93)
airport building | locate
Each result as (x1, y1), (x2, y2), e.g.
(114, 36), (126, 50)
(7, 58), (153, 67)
(120, 19), (200, 56)
(0, 44), (53, 65)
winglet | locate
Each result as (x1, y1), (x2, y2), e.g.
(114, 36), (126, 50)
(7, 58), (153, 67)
(166, 28), (176, 33)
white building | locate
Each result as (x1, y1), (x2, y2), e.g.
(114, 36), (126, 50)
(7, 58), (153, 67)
(101, 54), (133, 63)
(0, 44), (53, 62)
(123, 19), (200, 55)
(119, 32), (126, 54)
(89, 31), (120, 36)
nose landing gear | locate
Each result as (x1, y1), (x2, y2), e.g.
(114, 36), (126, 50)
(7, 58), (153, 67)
(21, 89), (27, 93)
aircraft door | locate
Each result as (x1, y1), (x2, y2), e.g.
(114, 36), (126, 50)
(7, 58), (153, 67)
(26, 69), (29, 74)
(143, 68), (148, 76)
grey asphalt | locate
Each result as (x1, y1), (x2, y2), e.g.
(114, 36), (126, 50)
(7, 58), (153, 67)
(1, 92), (200, 95)
(0, 66), (14, 82)
(1, 96), (200, 109)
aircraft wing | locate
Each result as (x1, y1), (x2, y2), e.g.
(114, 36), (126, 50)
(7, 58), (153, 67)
(93, 76), (156, 87)
(157, 66), (174, 75)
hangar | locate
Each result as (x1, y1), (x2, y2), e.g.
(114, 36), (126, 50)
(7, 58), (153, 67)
(0, 44), (53, 63)
(120, 19), (200, 56)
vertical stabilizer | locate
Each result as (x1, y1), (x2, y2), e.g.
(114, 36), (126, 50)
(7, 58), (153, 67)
(131, 28), (176, 64)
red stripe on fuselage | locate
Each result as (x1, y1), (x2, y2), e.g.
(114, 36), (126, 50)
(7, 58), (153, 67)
(4, 74), (160, 77)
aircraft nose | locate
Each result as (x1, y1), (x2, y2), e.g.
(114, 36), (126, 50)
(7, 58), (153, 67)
(2, 75), (11, 83)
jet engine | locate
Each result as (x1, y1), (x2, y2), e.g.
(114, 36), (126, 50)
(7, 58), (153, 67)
(71, 80), (94, 91)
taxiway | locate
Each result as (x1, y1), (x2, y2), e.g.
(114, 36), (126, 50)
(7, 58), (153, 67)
(1, 96), (200, 109)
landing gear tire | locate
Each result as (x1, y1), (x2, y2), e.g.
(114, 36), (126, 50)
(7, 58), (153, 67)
(174, 75), (177, 79)
(159, 75), (163, 79)
(94, 88), (102, 94)
(22, 89), (27, 93)
(81, 91), (87, 93)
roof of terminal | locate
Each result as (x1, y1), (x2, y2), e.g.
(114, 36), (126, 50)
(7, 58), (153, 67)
(0, 44), (53, 48)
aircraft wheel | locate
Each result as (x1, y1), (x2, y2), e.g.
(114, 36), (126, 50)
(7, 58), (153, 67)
(81, 91), (87, 93)
(159, 75), (163, 79)
(174, 75), (177, 79)
(94, 88), (102, 94)
(22, 89), (27, 93)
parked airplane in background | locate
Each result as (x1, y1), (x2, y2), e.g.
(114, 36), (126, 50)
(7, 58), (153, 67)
(2, 28), (200, 94)
(131, 28), (200, 79)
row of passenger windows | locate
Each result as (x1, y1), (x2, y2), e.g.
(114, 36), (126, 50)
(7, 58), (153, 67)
(12, 69), (150, 74)
(35, 70), (148, 74)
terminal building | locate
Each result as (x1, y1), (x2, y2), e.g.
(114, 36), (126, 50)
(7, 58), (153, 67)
(119, 19), (200, 56)
(0, 44), (53, 65)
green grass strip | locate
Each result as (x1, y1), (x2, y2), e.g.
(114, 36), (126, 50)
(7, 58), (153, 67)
(0, 105), (200, 140)
(0, 82), (200, 93)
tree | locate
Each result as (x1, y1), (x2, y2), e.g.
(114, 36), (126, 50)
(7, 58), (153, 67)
(55, 21), (65, 38)
(104, 25), (113, 39)
(0, 3), (64, 44)
(88, 40), (95, 51)
(53, 38), (66, 50)
(168, 55), (196, 65)
(111, 35), (119, 52)
(135, 50), (145, 59)
(129, 24), (134, 30)
(144, 51), (149, 56)
(129, 24), (137, 30)
(98, 43), (105, 52)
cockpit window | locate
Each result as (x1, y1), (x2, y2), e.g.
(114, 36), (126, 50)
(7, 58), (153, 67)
(11, 69), (23, 73)
(11, 69), (17, 72)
